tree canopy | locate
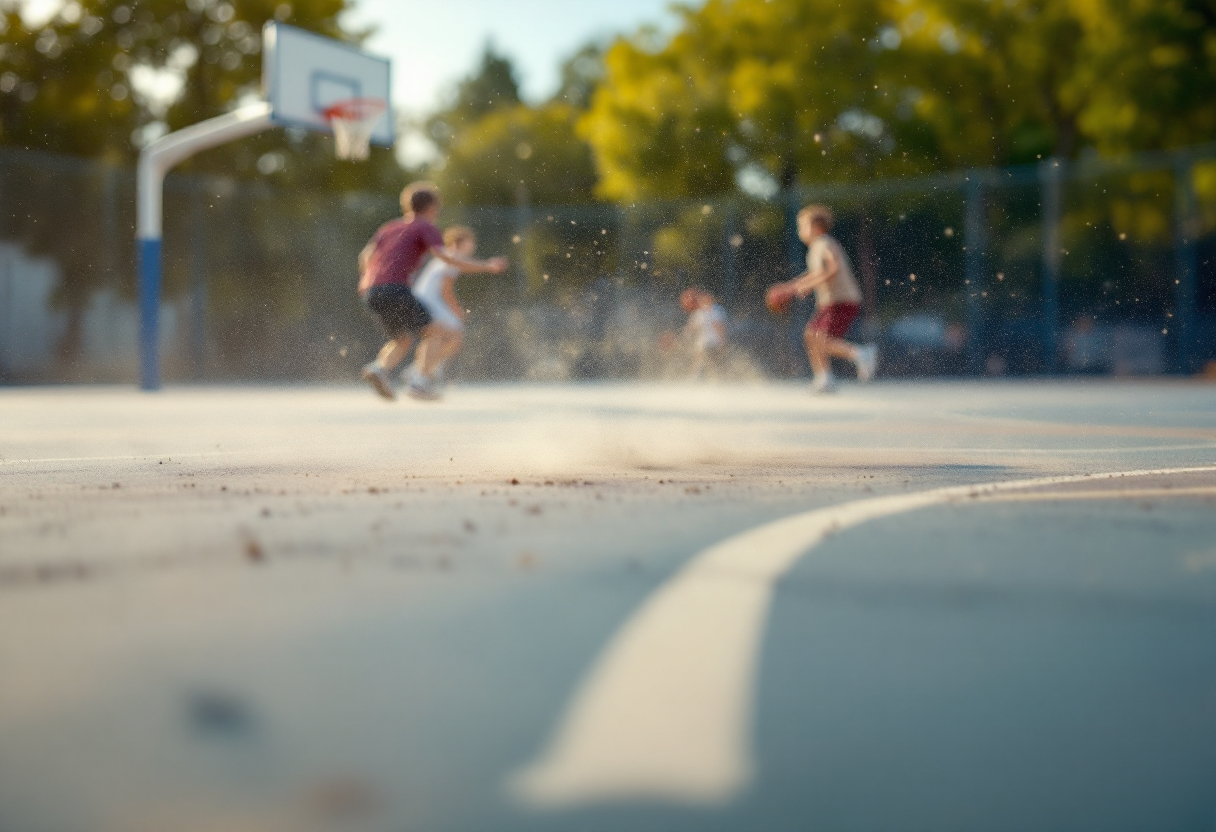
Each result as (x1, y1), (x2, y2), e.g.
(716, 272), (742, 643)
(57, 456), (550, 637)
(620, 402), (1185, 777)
(577, 0), (1216, 202)
(0, 0), (401, 188)
(2, 0), (1213, 202)
(425, 41), (522, 155)
(429, 43), (600, 206)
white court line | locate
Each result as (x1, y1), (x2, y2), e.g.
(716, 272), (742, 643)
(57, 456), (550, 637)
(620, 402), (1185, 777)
(770, 443), (1216, 455)
(981, 486), (1216, 501)
(508, 464), (1216, 809)
(0, 451), (237, 466)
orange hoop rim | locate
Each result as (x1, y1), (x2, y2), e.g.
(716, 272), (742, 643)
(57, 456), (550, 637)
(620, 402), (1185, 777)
(321, 97), (387, 122)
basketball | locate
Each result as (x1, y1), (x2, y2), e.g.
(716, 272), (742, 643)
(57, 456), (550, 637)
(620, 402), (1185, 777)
(766, 282), (796, 315)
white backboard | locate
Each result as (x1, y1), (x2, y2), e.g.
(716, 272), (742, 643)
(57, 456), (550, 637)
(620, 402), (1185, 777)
(262, 22), (393, 147)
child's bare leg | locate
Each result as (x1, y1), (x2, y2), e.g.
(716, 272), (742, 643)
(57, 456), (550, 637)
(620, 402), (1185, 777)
(433, 331), (463, 368)
(804, 329), (832, 377)
(412, 326), (438, 376)
(690, 349), (706, 380)
(419, 333), (448, 377)
(821, 336), (859, 363)
(415, 326), (459, 377)
(376, 335), (413, 371)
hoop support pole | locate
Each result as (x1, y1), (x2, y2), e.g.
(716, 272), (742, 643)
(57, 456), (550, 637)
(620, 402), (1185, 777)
(137, 102), (274, 390)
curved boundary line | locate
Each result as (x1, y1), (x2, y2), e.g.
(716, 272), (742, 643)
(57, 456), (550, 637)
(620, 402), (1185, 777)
(508, 465), (1216, 809)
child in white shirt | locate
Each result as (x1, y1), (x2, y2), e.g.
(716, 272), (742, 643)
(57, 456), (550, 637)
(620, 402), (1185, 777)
(680, 287), (728, 379)
(409, 226), (480, 389)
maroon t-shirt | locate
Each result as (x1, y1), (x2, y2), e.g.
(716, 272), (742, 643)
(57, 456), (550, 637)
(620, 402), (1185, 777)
(359, 217), (444, 293)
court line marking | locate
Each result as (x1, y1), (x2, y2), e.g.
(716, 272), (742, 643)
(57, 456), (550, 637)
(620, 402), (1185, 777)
(979, 486), (1216, 502)
(508, 464), (1216, 809)
(769, 443), (1216, 455)
(0, 452), (238, 466)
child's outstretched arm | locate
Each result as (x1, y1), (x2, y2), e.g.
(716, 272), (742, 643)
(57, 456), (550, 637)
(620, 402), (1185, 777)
(791, 247), (838, 297)
(429, 247), (508, 274)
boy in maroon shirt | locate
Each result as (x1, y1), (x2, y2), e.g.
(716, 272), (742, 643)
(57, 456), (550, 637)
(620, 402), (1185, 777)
(359, 183), (507, 400)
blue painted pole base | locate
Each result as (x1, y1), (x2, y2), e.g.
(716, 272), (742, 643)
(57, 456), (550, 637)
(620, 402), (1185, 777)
(138, 237), (162, 391)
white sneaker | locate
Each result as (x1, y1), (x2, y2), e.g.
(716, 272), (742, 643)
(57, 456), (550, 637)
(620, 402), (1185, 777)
(810, 375), (838, 394)
(405, 372), (441, 402)
(360, 363), (396, 401)
(855, 344), (879, 382)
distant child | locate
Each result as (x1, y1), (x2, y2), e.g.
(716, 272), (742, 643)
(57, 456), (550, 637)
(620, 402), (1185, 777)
(680, 287), (727, 379)
(408, 225), (481, 387)
(358, 183), (507, 401)
(771, 205), (877, 393)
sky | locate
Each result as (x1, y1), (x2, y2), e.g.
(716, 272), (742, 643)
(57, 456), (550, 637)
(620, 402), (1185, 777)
(343, 0), (677, 161)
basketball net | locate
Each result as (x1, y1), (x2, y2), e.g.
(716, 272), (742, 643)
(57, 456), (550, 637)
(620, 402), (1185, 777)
(323, 98), (387, 161)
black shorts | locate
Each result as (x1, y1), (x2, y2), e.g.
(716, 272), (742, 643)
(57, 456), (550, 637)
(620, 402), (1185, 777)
(363, 284), (432, 339)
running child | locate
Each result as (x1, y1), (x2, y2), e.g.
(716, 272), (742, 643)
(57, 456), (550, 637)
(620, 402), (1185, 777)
(358, 183), (506, 401)
(769, 205), (877, 393)
(680, 287), (728, 379)
(407, 225), (482, 388)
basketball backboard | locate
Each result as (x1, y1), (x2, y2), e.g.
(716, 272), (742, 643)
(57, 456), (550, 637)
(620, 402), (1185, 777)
(262, 22), (393, 148)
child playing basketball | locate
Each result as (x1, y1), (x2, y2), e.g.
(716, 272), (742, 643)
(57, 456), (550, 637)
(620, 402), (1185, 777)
(407, 225), (482, 389)
(680, 287), (728, 379)
(769, 205), (877, 393)
(358, 183), (506, 401)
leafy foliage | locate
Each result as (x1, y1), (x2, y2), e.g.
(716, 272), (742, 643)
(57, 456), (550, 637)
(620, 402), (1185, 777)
(0, 0), (403, 188)
(429, 42), (601, 207)
(425, 42), (522, 154)
(579, 0), (1216, 202)
(436, 103), (597, 207)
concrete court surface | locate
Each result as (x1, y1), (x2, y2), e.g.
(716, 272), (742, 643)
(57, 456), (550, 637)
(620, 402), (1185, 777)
(1, 379), (1215, 832)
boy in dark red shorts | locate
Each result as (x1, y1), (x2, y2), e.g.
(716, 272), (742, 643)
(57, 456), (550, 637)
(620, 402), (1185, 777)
(358, 182), (506, 401)
(771, 205), (877, 393)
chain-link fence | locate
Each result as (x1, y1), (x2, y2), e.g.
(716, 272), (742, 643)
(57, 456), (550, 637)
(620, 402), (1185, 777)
(2, 144), (1213, 384)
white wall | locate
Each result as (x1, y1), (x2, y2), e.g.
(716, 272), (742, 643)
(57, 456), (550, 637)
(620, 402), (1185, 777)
(0, 241), (184, 382)
(0, 242), (65, 377)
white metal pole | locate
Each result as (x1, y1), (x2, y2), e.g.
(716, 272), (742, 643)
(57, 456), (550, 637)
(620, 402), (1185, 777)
(137, 102), (274, 390)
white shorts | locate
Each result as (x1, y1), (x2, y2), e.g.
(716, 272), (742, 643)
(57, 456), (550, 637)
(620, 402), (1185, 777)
(413, 290), (463, 332)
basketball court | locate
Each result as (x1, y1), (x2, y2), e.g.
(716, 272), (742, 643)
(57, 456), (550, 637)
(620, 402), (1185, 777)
(2, 379), (1215, 831)
(3, 11), (1215, 832)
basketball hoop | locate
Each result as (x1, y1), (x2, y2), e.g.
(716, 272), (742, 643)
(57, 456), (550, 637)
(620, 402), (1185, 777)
(322, 97), (387, 160)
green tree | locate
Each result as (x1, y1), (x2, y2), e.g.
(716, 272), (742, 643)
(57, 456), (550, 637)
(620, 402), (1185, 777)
(0, 1), (147, 159)
(436, 102), (597, 206)
(0, 0), (403, 187)
(0, 0), (405, 372)
(581, 0), (1216, 202)
(1074, 0), (1216, 153)
(892, 0), (1095, 165)
(580, 0), (924, 202)
(425, 41), (521, 153)
(427, 43), (600, 207)
(552, 41), (605, 110)
(895, 0), (1216, 162)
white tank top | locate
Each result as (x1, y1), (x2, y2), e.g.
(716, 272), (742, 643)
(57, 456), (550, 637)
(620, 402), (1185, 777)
(412, 256), (459, 306)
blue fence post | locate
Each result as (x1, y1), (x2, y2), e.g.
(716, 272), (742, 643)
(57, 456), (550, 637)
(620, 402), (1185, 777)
(721, 201), (738, 307)
(1039, 159), (1063, 373)
(138, 237), (162, 391)
(188, 183), (208, 379)
(1173, 156), (1198, 374)
(963, 176), (987, 375)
